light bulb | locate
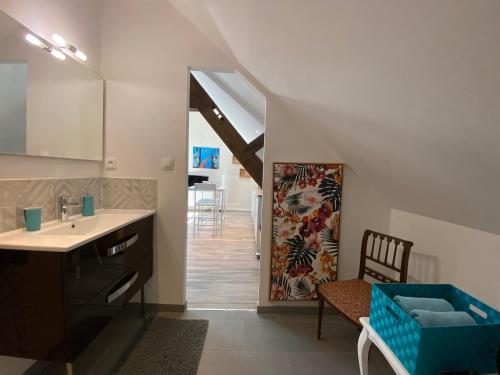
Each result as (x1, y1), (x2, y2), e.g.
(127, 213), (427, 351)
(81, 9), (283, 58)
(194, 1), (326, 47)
(25, 34), (42, 47)
(75, 49), (87, 61)
(52, 33), (66, 47)
(50, 49), (66, 60)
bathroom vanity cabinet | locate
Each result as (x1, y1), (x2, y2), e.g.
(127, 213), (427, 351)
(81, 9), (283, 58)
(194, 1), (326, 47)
(0, 214), (153, 363)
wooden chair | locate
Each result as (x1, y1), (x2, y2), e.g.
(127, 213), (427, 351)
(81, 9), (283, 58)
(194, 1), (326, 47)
(317, 229), (414, 339)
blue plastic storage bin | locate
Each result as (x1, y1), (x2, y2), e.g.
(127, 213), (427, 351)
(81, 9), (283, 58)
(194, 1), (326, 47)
(370, 283), (500, 375)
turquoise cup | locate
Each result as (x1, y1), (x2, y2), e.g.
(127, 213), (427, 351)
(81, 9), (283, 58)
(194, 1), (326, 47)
(24, 207), (41, 231)
(82, 195), (94, 216)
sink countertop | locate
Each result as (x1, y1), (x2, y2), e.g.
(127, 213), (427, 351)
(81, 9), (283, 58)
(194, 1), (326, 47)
(0, 209), (156, 252)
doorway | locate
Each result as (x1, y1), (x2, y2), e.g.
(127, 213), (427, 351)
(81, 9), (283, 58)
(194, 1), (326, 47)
(185, 69), (265, 310)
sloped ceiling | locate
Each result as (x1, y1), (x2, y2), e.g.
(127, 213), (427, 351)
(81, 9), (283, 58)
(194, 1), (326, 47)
(170, 0), (500, 234)
(191, 70), (265, 143)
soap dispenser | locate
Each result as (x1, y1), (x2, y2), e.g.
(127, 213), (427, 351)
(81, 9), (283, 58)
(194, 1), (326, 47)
(82, 191), (94, 216)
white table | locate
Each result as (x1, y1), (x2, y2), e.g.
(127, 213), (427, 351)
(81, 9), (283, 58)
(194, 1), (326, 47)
(358, 317), (409, 375)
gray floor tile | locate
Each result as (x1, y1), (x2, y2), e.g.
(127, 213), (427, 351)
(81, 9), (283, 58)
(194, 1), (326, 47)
(197, 351), (290, 375)
(242, 318), (359, 352)
(286, 351), (395, 375)
(371, 347), (397, 375)
(261, 312), (346, 323)
(32, 309), (379, 375)
(159, 309), (258, 321)
(287, 351), (360, 375)
(203, 318), (246, 351)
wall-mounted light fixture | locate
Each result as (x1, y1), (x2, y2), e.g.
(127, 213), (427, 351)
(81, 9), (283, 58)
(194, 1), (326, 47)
(212, 107), (223, 120)
(74, 49), (87, 61)
(25, 34), (43, 47)
(50, 49), (66, 60)
(25, 33), (66, 61)
(51, 33), (66, 47)
(52, 33), (87, 61)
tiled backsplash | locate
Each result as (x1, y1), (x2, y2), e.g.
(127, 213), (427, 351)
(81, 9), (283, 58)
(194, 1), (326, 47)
(0, 177), (157, 233)
(54, 178), (102, 209)
(103, 178), (157, 210)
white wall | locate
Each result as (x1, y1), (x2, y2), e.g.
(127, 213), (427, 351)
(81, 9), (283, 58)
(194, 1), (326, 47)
(188, 111), (258, 211)
(168, 0), (500, 235)
(390, 209), (500, 310)
(100, 0), (236, 307)
(99, 0), (391, 307)
(257, 97), (391, 306)
(100, 0), (392, 310)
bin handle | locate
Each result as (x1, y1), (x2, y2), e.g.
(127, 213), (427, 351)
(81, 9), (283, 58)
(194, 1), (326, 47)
(386, 304), (401, 323)
(469, 304), (487, 319)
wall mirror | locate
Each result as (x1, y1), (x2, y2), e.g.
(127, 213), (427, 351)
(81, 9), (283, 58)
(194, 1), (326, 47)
(0, 10), (104, 161)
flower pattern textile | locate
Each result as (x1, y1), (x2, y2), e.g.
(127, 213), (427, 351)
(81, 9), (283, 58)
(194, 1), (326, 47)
(270, 163), (343, 301)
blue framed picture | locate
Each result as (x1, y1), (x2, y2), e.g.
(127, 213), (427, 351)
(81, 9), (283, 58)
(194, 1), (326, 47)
(193, 147), (220, 169)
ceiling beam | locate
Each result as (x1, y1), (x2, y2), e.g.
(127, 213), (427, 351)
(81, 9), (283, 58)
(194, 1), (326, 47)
(190, 74), (263, 187)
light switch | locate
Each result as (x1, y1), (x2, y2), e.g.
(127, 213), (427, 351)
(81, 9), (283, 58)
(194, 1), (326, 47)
(161, 157), (174, 170)
(104, 157), (117, 170)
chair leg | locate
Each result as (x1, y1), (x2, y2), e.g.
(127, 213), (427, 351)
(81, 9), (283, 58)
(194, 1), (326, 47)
(317, 296), (324, 340)
(192, 202), (196, 237)
(220, 207), (224, 234)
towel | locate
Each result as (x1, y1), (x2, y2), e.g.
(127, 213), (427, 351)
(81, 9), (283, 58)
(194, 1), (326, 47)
(393, 295), (455, 313)
(410, 309), (477, 327)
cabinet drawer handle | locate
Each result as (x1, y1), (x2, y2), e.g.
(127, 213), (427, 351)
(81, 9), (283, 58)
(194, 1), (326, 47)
(106, 234), (139, 257)
(106, 271), (139, 304)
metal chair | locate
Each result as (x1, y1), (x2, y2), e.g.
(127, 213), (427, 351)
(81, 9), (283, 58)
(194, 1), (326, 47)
(193, 183), (221, 235)
(317, 229), (414, 338)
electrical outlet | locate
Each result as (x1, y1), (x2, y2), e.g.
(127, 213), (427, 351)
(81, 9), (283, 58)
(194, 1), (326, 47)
(104, 157), (117, 170)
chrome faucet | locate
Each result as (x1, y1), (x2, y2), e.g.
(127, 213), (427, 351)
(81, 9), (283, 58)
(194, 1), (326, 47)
(58, 196), (81, 221)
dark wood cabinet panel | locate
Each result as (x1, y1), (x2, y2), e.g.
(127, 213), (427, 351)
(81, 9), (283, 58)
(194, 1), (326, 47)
(0, 215), (154, 363)
(0, 251), (66, 360)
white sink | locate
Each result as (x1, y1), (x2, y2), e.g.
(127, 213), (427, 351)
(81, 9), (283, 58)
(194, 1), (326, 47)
(0, 209), (155, 252)
(41, 213), (143, 236)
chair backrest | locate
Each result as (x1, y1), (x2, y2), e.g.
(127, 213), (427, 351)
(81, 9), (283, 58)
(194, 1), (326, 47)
(358, 229), (414, 283)
(194, 183), (218, 206)
(194, 183), (216, 191)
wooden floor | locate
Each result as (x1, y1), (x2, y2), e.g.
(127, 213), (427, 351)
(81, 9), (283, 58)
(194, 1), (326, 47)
(187, 211), (260, 309)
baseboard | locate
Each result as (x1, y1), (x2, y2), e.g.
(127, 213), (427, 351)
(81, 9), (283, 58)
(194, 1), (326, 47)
(127, 302), (187, 313)
(257, 305), (338, 315)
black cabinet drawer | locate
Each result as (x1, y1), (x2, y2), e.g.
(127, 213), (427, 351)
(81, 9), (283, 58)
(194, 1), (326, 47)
(103, 251), (153, 306)
(94, 215), (153, 271)
(63, 216), (153, 307)
(64, 242), (124, 307)
(66, 251), (153, 360)
(124, 251), (153, 302)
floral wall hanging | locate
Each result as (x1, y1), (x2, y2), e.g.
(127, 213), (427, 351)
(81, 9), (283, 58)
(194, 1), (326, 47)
(271, 163), (343, 301)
